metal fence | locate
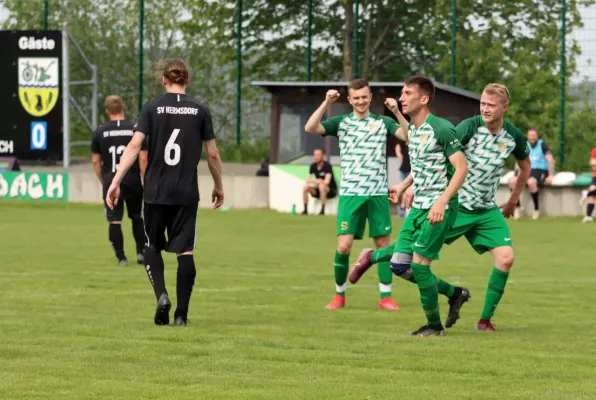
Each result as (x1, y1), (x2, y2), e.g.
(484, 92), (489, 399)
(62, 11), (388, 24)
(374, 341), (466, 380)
(2, 0), (595, 170)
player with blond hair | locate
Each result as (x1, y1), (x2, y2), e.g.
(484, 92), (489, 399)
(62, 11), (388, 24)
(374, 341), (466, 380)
(350, 83), (532, 332)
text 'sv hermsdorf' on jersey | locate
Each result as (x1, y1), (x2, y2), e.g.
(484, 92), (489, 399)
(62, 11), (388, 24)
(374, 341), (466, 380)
(134, 93), (216, 205)
(91, 119), (144, 189)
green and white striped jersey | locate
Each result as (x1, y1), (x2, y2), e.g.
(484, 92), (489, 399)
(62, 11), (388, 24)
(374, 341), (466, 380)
(456, 115), (529, 211)
(407, 114), (464, 209)
(322, 112), (397, 196)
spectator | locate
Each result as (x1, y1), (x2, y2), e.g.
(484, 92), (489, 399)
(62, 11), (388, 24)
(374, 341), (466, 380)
(581, 146), (596, 223)
(302, 148), (337, 215)
(508, 128), (555, 220)
(395, 138), (410, 217)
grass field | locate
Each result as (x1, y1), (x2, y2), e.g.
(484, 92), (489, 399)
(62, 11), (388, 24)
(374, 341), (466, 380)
(1, 200), (596, 399)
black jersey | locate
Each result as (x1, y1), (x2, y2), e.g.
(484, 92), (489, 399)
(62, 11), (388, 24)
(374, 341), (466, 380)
(91, 120), (146, 188)
(309, 161), (337, 193)
(134, 93), (215, 205)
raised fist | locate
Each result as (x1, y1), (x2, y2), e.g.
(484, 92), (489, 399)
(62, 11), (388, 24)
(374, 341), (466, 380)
(325, 90), (340, 104)
(384, 98), (399, 114)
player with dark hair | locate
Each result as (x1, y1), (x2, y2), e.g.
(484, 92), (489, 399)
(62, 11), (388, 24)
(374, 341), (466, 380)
(106, 60), (224, 327)
(304, 78), (400, 310)
(91, 95), (147, 266)
(350, 76), (469, 336)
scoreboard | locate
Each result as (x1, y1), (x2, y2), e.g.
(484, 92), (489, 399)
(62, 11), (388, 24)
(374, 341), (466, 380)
(0, 30), (63, 161)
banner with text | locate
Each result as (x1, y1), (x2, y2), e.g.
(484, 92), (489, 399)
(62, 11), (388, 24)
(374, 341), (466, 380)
(0, 172), (68, 201)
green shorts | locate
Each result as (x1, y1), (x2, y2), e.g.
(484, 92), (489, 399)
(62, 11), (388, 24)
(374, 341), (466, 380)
(336, 196), (392, 240)
(444, 206), (512, 254)
(394, 206), (458, 261)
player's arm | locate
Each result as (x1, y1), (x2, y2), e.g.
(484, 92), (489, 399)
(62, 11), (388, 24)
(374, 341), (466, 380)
(389, 173), (413, 204)
(91, 153), (102, 184)
(395, 143), (403, 162)
(139, 150), (148, 181)
(139, 138), (148, 181)
(204, 139), (223, 190)
(199, 104), (224, 208)
(306, 164), (316, 183)
(111, 132), (146, 186)
(304, 90), (341, 135)
(429, 129), (468, 225)
(90, 132), (103, 184)
(384, 98), (409, 141)
(323, 164), (332, 186)
(510, 157), (531, 201)
(440, 151), (468, 205)
(542, 141), (555, 177)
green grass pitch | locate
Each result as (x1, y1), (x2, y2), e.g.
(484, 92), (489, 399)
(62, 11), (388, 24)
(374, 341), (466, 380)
(1, 200), (595, 399)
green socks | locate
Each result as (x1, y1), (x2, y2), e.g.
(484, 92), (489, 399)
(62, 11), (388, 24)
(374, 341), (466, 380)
(481, 267), (509, 320)
(411, 262), (441, 327)
(371, 243), (396, 264)
(334, 251), (350, 296)
(377, 261), (392, 298)
(391, 263), (455, 298)
(436, 277), (455, 297)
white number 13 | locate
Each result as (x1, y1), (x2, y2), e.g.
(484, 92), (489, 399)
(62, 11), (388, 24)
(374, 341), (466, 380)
(164, 128), (181, 166)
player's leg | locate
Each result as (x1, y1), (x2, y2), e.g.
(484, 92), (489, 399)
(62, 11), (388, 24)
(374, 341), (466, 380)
(104, 186), (127, 265)
(441, 209), (474, 328)
(409, 207), (458, 337)
(142, 203), (171, 325)
(302, 184), (318, 215)
(125, 195), (146, 265)
(165, 204), (199, 327)
(349, 210), (418, 284)
(583, 181), (596, 223)
(326, 196), (367, 309)
(527, 170), (541, 219)
(317, 183), (330, 215)
(368, 196), (398, 309)
(351, 208), (464, 305)
(468, 208), (515, 331)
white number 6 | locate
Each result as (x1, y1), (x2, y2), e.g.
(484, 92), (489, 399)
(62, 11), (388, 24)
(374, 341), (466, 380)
(164, 128), (181, 166)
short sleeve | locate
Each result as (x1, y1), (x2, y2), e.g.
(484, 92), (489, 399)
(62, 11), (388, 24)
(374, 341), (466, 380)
(434, 122), (464, 158)
(380, 116), (398, 136)
(134, 102), (152, 136)
(541, 141), (552, 155)
(90, 130), (101, 154)
(201, 104), (216, 141)
(321, 115), (344, 137)
(454, 117), (477, 146)
(309, 163), (316, 174)
(511, 128), (530, 160)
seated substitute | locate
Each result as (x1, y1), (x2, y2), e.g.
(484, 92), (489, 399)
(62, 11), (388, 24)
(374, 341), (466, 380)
(302, 148), (337, 215)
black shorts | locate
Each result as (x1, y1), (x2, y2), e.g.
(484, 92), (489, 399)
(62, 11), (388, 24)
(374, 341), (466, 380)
(143, 202), (198, 254)
(311, 187), (337, 200)
(529, 169), (549, 185)
(516, 169), (549, 185)
(103, 184), (143, 222)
